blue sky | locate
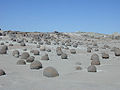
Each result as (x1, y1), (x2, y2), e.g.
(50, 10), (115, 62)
(0, 0), (120, 34)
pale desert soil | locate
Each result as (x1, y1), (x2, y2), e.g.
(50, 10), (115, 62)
(0, 31), (120, 90)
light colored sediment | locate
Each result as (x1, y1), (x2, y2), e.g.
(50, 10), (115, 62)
(0, 30), (120, 90)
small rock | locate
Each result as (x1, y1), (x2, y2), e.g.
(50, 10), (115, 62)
(23, 48), (27, 51)
(76, 66), (82, 70)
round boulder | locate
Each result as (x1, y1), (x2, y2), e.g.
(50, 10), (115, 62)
(73, 44), (78, 48)
(61, 53), (68, 59)
(33, 50), (40, 55)
(93, 42), (98, 46)
(87, 47), (92, 53)
(56, 50), (63, 56)
(46, 48), (51, 52)
(114, 48), (120, 56)
(111, 47), (119, 52)
(30, 60), (42, 69)
(9, 43), (13, 46)
(102, 53), (109, 59)
(0, 69), (6, 76)
(0, 42), (4, 45)
(104, 44), (110, 49)
(0, 48), (7, 54)
(12, 50), (19, 56)
(17, 60), (26, 65)
(36, 44), (40, 48)
(21, 52), (30, 59)
(43, 67), (59, 77)
(20, 42), (26, 46)
(40, 46), (46, 51)
(41, 54), (49, 60)
(2, 45), (8, 50)
(64, 46), (69, 50)
(87, 65), (97, 72)
(70, 49), (76, 54)
(91, 60), (100, 65)
(94, 48), (99, 51)
(26, 56), (35, 62)
(91, 53), (99, 60)
(30, 50), (34, 53)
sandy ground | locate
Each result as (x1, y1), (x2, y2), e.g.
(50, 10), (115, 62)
(0, 33), (120, 90)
